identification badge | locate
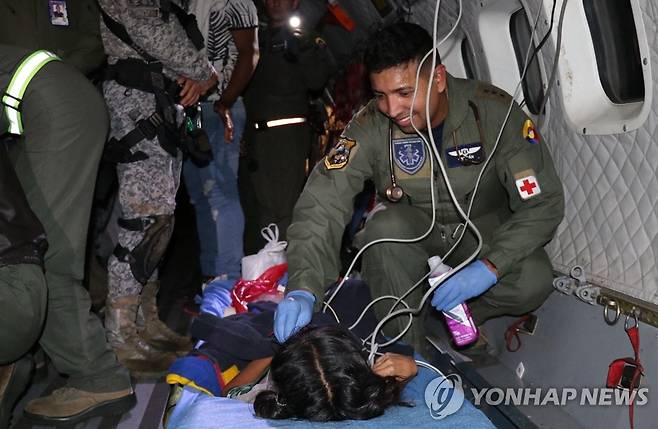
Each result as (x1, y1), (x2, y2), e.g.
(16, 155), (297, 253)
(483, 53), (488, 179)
(49, 0), (69, 26)
(445, 142), (485, 168)
(393, 137), (426, 175)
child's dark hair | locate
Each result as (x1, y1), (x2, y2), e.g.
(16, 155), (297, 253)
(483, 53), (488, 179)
(363, 22), (440, 74)
(253, 325), (403, 421)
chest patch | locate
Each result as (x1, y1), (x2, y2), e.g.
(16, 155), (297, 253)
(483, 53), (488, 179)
(445, 142), (485, 168)
(393, 137), (426, 175)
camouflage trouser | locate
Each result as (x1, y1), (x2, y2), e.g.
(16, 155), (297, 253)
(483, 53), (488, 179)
(104, 83), (181, 298)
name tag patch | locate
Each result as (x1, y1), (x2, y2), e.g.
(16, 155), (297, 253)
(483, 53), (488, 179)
(445, 142), (485, 168)
(393, 137), (426, 175)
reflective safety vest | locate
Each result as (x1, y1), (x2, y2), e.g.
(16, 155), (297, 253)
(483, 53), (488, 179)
(2, 50), (60, 135)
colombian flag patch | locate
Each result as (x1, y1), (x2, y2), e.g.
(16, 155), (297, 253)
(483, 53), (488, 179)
(522, 119), (540, 144)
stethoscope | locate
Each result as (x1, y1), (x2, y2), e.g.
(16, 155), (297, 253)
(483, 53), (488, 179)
(385, 100), (485, 203)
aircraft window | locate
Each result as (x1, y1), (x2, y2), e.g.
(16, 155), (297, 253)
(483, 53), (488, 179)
(547, 0), (651, 134)
(582, 0), (644, 104)
(509, 8), (544, 115)
(461, 37), (477, 80)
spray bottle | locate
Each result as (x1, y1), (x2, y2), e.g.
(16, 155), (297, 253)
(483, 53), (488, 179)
(428, 256), (479, 346)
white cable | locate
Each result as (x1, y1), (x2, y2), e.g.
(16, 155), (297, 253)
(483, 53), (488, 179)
(367, 1), (547, 364)
(322, 0), (462, 312)
(322, 301), (340, 324)
(415, 359), (446, 379)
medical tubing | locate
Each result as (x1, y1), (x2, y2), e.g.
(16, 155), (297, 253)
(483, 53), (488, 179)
(536, 0), (568, 131)
(415, 359), (446, 379)
(321, 0), (464, 314)
(367, 2), (547, 363)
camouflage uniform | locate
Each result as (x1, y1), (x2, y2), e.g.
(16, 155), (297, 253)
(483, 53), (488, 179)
(99, 0), (213, 298)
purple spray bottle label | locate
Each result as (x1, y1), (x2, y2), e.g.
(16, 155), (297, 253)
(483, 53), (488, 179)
(428, 256), (479, 346)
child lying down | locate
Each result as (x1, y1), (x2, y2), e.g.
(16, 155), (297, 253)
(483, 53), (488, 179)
(165, 280), (424, 425)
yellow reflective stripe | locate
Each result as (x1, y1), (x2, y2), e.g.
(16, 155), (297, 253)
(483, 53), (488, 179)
(2, 50), (59, 135)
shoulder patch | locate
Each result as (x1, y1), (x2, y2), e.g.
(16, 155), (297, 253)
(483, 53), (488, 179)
(324, 137), (356, 170)
(514, 169), (541, 200)
(475, 83), (512, 103)
(522, 119), (540, 144)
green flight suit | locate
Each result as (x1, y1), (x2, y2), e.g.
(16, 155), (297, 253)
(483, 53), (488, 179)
(287, 74), (565, 354)
(0, 45), (130, 391)
(0, 0), (104, 76)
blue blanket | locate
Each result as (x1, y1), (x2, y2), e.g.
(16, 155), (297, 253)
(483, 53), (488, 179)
(168, 363), (495, 429)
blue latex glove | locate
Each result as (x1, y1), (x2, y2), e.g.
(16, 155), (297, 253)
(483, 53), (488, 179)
(431, 260), (497, 311)
(200, 284), (233, 317)
(274, 290), (315, 343)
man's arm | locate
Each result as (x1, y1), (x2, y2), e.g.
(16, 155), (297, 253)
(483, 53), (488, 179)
(483, 104), (565, 276)
(214, 27), (258, 140)
(218, 27), (258, 108)
(63, 0), (106, 76)
(286, 103), (381, 308)
(99, 0), (213, 81)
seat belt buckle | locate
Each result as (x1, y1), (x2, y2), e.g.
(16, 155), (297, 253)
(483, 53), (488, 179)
(136, 113), (162, 140)
(607, 359), (642, 391)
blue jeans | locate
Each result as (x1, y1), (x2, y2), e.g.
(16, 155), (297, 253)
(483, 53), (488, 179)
(183, 99), (246, 279)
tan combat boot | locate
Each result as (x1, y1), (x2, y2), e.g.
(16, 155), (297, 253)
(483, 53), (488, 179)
(0, 355), (32, 428)
(105, 295), (177, 379)
(24, 386), (136, 425)
(137, 281), (192, 354)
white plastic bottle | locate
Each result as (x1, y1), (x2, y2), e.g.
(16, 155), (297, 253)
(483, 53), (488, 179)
(428, 256), (479, 346)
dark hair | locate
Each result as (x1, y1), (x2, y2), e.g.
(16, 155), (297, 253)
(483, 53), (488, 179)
(253, 325), (403, 421)
(363, 22), (440, 74)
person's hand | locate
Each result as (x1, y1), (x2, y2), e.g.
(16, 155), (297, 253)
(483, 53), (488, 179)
(274, 290), (315, 343)
(431, 259), (498, 311)
(176, 77), (204, 107)
(373, 353), (418, 382)
(176, 72), (218, 107)
(213, 101), (234, 142)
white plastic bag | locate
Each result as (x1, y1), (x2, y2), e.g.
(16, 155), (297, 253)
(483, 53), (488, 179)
(241, 224), (287, 280)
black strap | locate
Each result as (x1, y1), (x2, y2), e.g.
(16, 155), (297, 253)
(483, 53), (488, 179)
(104, 113), (164, 164)
(100, 10), (159, 64)
(118, 216), (156, 232)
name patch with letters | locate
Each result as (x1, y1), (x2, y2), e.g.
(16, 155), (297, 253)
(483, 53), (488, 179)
(393, 137), (426, 175)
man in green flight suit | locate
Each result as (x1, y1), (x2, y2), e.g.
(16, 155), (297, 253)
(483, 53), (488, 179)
(273, 23), (565, 355)
(0, 44), (134, 425)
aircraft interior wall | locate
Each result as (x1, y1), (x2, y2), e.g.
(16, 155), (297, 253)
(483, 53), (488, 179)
(400, 0), (658, 308)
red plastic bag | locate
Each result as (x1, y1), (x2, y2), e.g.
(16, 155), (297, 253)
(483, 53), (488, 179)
(231, 263), (288, 313)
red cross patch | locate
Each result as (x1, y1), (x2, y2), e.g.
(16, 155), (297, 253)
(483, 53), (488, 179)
(515, 173), (541, 200)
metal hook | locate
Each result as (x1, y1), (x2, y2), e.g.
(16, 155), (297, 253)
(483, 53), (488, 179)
(624, 308), (639, 330)
(603, 300), (621, 326)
